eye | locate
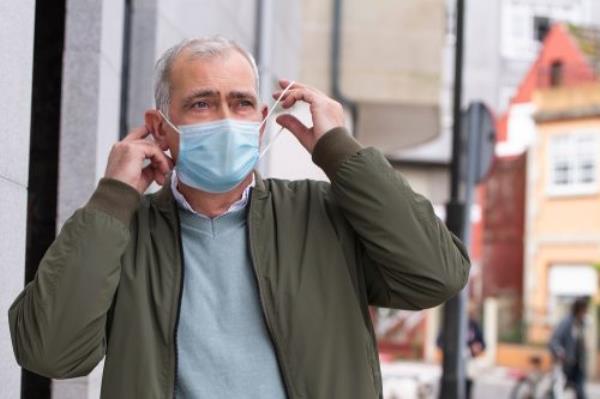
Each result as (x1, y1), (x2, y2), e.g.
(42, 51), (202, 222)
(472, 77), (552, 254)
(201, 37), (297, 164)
(191, 101), (209, 109)
(239, 99), (254, 108)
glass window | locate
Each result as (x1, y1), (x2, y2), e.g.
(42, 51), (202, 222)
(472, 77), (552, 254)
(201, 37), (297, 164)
(550, 61), (563, 87)
(533, 16), (551, 42)
(548, 132), (598, 195)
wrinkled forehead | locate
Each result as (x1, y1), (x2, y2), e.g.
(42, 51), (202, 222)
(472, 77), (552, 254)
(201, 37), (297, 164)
(169, 48), (258, 98)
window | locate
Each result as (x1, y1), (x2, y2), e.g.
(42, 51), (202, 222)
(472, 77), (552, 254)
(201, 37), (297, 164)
(550, 60), (563, 87)
(501, 3), (536, 59)
(548, 132), (599, 196)
(534, 16), (551, 42)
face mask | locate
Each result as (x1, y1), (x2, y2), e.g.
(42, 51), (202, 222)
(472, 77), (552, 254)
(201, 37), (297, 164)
(160, 81), (295, 193)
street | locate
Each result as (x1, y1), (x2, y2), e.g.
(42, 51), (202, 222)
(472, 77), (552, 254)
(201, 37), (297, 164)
(382, 361), (600, 398)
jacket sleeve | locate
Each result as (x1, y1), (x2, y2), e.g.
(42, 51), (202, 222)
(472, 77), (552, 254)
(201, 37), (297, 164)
(8, 178), (140, 378)
(313, 128), (470, 310)
(549, 319), (569, 360)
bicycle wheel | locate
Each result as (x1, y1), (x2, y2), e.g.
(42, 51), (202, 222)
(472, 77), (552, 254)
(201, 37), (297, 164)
(511, 378), (536, 399)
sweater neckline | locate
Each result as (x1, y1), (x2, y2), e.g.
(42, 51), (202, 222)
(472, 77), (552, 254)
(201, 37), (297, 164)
(178, 205), (247, 238)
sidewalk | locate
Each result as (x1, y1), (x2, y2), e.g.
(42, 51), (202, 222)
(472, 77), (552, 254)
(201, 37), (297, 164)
(381, 360), (600, 398)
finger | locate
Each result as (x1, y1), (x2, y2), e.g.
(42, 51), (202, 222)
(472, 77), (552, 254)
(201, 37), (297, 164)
(142, 164), (164, 191)
(277, 80), (323, 96)
(142, 163), (166, 187)
(276, 114), (310, 139)
(135, 141), (172, 174)
(278, 89), (317, 109)
(274, 86), (319, 100)
(133, 139), (175, 167)
(153, 166), (167, 185)
(140, 144), (174, 169)
(272, 86), (304, 100)
(122, 125), (150, 142)
(141, 164), (156, 189)
(271, 81), (297, 106)
(276, 114), (314, 151)
(278, 79), (299, 90)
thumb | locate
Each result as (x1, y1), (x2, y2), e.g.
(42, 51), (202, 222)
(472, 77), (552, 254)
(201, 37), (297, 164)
(276, 114), (314, 152)
(276, 114), (309, 137)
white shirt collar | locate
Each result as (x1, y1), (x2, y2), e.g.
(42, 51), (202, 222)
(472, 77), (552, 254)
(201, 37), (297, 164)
(170, 170), (255, 219)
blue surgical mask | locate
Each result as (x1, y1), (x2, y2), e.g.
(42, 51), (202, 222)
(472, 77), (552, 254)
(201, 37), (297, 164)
(160, 81), (294, 193)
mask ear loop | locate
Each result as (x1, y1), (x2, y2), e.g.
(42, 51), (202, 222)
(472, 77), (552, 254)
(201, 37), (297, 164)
(259, 81), (295, 158)
(158, 110), (182, 134)
(158, 80), (295, 155)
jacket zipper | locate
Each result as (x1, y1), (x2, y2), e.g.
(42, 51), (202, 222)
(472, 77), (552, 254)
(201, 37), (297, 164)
(172, 210), (185, 399)
(247, 194), (294, 398)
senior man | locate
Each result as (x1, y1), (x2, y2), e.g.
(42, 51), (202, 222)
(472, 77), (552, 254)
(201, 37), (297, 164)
(9, 36), (470, 398)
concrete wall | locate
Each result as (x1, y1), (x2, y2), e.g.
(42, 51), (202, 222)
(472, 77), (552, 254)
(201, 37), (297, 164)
(54, 0), (124, 397)
(463, 0), (502, 111)
(0, 1), (36, 397)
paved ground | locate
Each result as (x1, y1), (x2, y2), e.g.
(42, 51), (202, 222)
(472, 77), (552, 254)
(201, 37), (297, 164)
(381, 361), (600, 398)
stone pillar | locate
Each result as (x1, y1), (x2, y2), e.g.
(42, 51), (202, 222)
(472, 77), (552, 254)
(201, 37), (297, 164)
(126, 0), (158, 128)
(54, 0), (124, 397)
(0, 1), (36, 397)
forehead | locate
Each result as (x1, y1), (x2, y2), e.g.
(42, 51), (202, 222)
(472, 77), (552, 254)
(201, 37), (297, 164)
(169, 49), (257, 97)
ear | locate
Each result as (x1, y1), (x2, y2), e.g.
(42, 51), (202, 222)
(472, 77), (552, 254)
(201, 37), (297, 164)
(145, 109), (170, 151)
(259, 104), (269, 140)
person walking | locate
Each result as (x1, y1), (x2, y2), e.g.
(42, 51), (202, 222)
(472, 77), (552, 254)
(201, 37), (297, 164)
(549, 297), (590, 399)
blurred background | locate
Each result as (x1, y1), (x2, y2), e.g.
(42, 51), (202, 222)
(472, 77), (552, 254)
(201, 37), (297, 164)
(2, 0), (600, 398)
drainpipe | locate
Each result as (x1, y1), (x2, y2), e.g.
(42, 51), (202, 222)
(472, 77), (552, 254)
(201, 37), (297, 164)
(119, 0), (133, 138)
(255, 0), (274, 174)
(255, 0), (274, 102)
(331, 0), (358, 134)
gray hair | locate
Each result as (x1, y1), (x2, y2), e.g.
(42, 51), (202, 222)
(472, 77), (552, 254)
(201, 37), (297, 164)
(154, 36), (260, 116)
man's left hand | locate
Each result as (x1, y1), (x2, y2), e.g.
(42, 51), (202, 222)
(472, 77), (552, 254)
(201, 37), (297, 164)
(273, 80), (346, 154)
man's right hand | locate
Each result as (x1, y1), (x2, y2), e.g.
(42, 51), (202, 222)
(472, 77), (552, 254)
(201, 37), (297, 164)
(104, 126), (173, 193)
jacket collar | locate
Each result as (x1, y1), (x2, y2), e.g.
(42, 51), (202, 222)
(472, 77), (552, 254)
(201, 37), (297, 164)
(150, 171), (269, 213)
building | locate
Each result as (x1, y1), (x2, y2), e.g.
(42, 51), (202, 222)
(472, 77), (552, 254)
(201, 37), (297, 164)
(466, 0), (600, 279)
(525, 80), (600, 375)
(463, 0), (600, 114)
(397, 0), (600, 300)
(479, 24), (598, 341)
(1, 0), (454, 397)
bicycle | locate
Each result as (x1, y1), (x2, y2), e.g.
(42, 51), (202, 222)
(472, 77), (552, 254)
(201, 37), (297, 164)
(510, 355), (574, 399)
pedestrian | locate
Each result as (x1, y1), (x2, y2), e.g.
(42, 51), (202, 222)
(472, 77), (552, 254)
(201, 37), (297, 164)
(465, 305), (486, 399)
(8, 36), (470, 398)
(437, 303), (486, 399)
(549, 297), (590, 399)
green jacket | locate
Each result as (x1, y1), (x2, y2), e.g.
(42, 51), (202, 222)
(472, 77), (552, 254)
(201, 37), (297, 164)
(9, 128), (470, 398)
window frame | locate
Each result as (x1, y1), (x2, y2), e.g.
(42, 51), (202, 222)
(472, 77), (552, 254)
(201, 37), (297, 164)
(547, 130), (600, 197)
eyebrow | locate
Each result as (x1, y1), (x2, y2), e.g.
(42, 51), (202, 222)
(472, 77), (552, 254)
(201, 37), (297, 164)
(182, 89), (257, 106)
(228, 91), (258, 102)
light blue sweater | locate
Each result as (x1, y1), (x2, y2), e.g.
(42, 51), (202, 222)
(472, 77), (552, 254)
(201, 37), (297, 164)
(175, 204), (286, 398)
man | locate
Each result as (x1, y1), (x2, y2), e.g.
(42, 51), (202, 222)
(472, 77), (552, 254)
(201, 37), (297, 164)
(465, 305), (486, 399)
(9, 36), (470, 398)
(436, 303), (486, 399)
(549, 297), (590, 399)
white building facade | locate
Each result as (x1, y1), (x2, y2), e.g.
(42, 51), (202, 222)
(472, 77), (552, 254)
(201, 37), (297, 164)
(1, 0), (303, 398)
